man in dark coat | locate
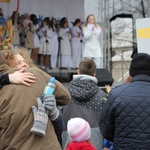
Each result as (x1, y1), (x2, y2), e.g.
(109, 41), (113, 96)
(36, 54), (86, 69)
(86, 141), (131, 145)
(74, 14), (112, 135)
(100, 53), (150, 150)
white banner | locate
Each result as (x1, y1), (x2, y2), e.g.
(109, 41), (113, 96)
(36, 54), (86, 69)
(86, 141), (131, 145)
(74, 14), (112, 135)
(0, 0), (85, 22)
(136, 18), (150, 55)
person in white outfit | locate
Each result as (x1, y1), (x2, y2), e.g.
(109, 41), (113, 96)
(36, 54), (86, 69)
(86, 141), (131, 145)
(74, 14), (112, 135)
(11, 11), (20, 48)
(30, 14), (40, 64)
(83, 14), (103, 68)
(71, 19), (83, 69)
(38, 17), (53, 69)
(59, 21), (72, 69)
(51, 18), (59, 69)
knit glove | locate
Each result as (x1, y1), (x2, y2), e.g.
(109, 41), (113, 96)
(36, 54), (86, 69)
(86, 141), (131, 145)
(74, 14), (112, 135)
(31, 98), (48, 136)
(44, 95), (59, 121)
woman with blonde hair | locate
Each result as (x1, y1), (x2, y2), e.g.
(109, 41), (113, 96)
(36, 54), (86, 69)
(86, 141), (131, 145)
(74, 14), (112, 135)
(22, 13), (35, 51)
(83, 14), (103, 68)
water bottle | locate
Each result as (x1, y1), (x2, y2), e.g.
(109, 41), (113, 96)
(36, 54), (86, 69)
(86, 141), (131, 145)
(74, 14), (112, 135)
(41, 77), (56, 103)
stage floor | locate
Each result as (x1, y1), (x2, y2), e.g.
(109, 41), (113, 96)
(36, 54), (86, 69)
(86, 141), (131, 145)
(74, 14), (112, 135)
(38, 67), (116, 87)
(39, 67), (77, 82)
(47, 68), (77, 74)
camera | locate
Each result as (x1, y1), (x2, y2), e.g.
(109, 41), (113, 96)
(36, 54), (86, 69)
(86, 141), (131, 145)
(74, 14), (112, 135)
(45, 40), (48, 43)
(80, 39), (83, 43)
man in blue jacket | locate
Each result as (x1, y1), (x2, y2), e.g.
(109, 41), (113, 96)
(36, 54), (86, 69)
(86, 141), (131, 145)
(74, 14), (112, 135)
(100, 53), (150, 150)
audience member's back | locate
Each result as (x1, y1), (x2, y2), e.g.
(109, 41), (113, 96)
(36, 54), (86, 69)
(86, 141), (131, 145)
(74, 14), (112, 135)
(100, 53), (150, 149)
(0, 51), (71, 150)
(62, 59), (106, 150)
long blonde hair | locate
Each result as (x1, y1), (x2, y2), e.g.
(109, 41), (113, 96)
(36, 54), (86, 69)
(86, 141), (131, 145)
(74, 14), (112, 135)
(84, 14), (98, 28)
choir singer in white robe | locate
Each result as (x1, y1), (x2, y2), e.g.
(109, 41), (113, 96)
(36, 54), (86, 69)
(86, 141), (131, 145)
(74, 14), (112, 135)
(83, 14), (103, 68)
(71, 18), (83, 69)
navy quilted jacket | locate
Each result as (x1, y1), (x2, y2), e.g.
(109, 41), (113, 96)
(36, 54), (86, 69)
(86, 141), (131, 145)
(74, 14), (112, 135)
(100, 75), (150, 150)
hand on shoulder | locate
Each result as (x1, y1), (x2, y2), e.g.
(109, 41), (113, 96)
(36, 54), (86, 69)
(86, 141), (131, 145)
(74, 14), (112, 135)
(9, 68), (36, 86)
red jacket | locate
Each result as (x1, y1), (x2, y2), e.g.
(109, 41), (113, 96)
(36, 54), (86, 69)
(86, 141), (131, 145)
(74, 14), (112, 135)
(66, 141), (96, 150)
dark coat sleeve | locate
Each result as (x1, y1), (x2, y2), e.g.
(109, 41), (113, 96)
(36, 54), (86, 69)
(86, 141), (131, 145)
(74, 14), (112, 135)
(100, 91), (115, 142)
(51, 111), (64, 147)
(0, 73), (10, 88)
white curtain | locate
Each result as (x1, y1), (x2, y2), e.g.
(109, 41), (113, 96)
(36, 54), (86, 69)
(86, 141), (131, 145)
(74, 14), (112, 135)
(1, 0), (85, 22)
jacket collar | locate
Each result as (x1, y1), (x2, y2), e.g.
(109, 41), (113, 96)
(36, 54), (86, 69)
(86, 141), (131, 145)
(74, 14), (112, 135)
(73, 74), (98, 84)
(131, 74), (150, 82)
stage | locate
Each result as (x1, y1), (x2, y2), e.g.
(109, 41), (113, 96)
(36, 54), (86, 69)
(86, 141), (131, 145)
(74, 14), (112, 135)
(39, 67), (77, 82)
(39, 67), (114, 87)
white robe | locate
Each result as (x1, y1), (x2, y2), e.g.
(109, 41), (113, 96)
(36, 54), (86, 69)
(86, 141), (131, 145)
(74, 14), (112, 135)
(71, 26), (82, 68)
(83, 24), (102, 58)
(59, 27), (72, 68)
(39, 25), (53, 55)
(59, 27), (71, 55)
(51, 26), (59, 68)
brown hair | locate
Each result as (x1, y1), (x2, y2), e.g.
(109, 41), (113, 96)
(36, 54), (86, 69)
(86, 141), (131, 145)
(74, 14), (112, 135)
(79, 59), (96, 76)
(84, 14), (98, 28)
(5, 48), (35, 68)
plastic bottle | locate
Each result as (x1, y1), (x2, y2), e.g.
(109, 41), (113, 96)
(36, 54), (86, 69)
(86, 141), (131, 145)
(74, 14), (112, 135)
(41, 77), (56, 103)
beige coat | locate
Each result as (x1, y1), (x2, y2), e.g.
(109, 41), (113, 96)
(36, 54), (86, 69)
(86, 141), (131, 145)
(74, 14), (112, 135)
(12, 25), (20, 46)
(23, 23), (35, 49)
(0, 52), (71, 150)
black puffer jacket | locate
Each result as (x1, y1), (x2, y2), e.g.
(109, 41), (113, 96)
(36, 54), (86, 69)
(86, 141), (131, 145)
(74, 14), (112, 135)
(100, 75), (150, 150)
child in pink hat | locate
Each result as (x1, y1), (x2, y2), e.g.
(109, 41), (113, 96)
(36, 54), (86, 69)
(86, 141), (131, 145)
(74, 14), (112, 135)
(66, 117), (96, 150)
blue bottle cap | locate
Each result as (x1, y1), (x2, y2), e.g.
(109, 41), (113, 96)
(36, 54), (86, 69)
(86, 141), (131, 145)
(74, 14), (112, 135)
(50, 77), (55, 83)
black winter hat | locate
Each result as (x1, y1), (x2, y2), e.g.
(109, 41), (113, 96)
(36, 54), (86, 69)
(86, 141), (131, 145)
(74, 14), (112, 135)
(129, 53), (150, 77)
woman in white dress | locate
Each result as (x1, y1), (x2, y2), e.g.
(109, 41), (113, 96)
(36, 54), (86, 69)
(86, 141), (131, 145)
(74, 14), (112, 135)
(38, 17), (53, 69)
(71, 18), (83, 69)
(59, 21), (72, 69)
(11, 11), (20, 48)
(83, 14), (103, 68)
(30, 14), (40, 64)
(50, 18), (59, 69)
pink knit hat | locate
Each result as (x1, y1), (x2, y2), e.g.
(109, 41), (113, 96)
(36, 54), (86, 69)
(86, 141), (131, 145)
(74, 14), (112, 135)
(67, 117), (91, 142)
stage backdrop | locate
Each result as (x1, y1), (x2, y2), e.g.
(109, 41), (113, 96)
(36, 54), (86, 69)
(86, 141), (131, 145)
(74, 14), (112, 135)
(0, 0), (85, 23)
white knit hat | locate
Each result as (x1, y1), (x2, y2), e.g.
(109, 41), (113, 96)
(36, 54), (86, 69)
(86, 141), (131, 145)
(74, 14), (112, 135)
(67, 117), (91, 142)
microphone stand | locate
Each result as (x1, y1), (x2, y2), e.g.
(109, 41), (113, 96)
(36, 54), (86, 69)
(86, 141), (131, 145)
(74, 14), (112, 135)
(56, 31), (63, 82)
